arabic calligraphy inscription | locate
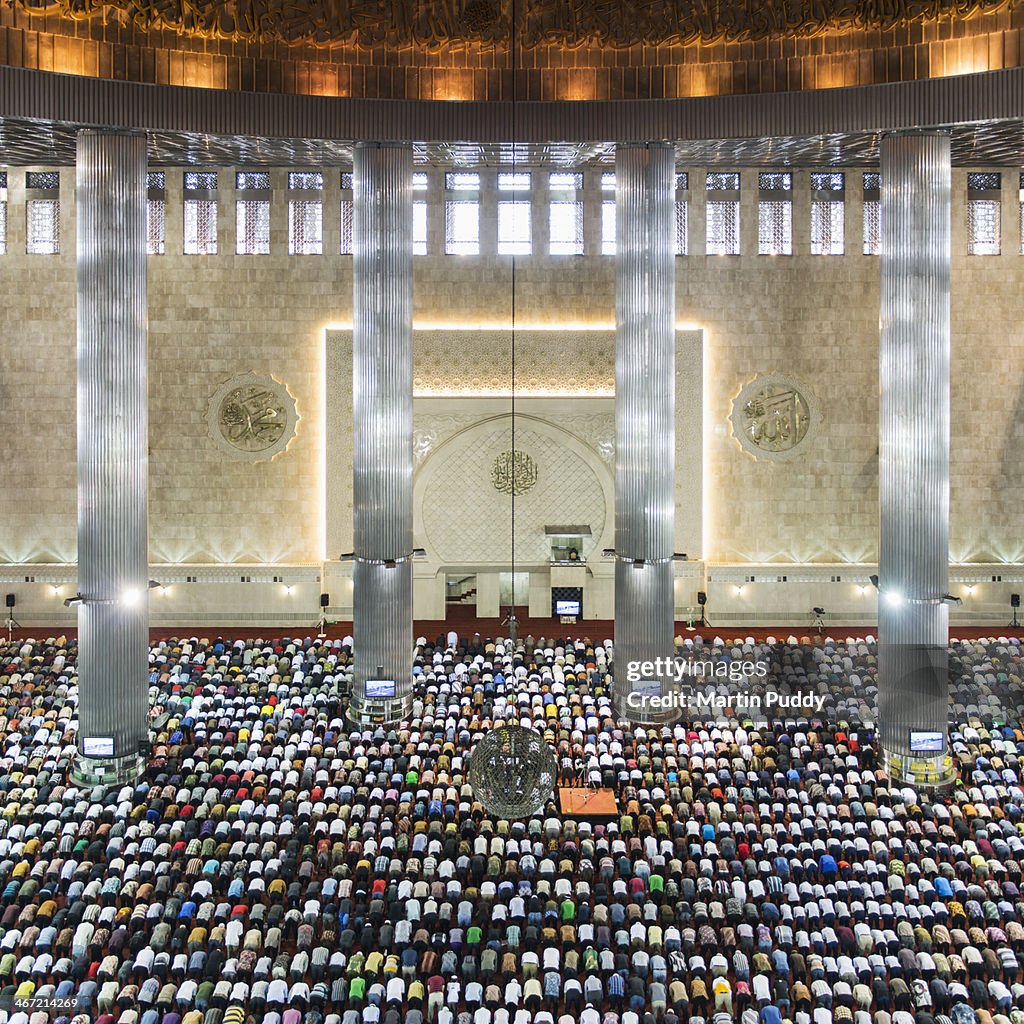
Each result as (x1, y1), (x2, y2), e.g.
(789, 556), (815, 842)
(208, 373), (298, 462)
(491, 450), (539, 495)
(731, 375), (816, 461)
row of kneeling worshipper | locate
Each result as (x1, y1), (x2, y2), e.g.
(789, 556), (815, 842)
(0, 632), (1021, 1024)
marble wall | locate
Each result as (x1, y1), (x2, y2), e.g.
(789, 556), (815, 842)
(1, 163), (1022, 625)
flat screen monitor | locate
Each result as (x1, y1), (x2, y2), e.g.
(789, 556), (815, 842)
(632, 678), (662, 700)
(555, 598), (581, 616)
(909, 730), (945, 753)
(82, 736), (115, 757)
(365, 679), (397, 699)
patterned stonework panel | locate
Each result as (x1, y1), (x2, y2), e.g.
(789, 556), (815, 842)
(207, 373), (298, 462)
(412, 330), (615, 396)
(569, 414), (616, 463)
(420, 423), (607, 563)
(411, 414), (490, 466)
(730, 373), (818, 462)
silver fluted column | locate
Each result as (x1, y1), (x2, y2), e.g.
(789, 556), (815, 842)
(878, 131), (954, 788)
(351, 142), (414, 724)
(72, 130), (150, 788)
(613, 143), (678, 724)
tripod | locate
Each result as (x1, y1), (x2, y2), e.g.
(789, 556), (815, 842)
(1012, 607), (1020, 629)
(6, 613), (19, 644)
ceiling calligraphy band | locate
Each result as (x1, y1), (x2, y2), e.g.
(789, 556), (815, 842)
(8, 0), (1010, 48)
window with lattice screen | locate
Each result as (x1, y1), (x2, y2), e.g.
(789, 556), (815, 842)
(602, 201), (615, 255)
(967, 173), (1000, 256)
(674, 202), (688, 255)
(757, 172), (792, 255)
(549, 171), (583, 255)
(236, 201), (270, 255)
(146, 172), (165, 255)
(550, 202), (583, 254)
(445, 201), (480, 255)
(26, 200), (59, 254)
(809, 201), (843, 255)
(968, 200), (1000, 255)
(809, 172), (844, 256)
(0, 171), (7, 256)
(498, 201), (531, 255)
(340, 201), (353, 255)
(863, 172), (880, 255)
(413, 201), (427, 256)
(184, 171), (218, 255)
(706, 202), (739, 255)
(288, 171), (323, 255)
(445, 172), (480, 255)
(706, 172), (740, 255)
(25, 171), (60, 255)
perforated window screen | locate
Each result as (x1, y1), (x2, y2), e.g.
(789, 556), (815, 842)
(289, 200), (323, 255)
(863, 201), (881, 255)
(967, 199), (1000, 255)
(0, 172), (7, 255)
(549, 171), (583, 189)
(498, 172), (531, 191)
(183, 199), (217, 255)
(497, 201), (531, 255)
(706, 172), (739, 191)
(758, 201), (792, 255)
(25, 171), (59, 190)
(445, 200), (480, 255)
(26, 199), (60, 254)
(340, 200), (354, 255)
(237, 171), (271, 190)
(413, 201), (427, 255)
(184, 171), (218, 191)
(549, 201), (583, 254)
(147, 199), (165, 255)
(236, 200), (270, 255)
(445, 172), (480, 190)
(968, 172), (1000, 191)
(601, 201), (615, 255)
(810, 200), (844, 255)
(675, 201), (688, 255)
(811, 172), (844, 191)
(706, 200), (739, 255)
(288, 171), (323, 190)
(758, 171), (792, 191)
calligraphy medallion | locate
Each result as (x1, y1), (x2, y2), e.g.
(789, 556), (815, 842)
(730, 374), (817, 461)
(207, 373), (298, 462)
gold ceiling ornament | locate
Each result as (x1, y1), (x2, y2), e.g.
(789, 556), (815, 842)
(9, 0), (1012, 48)
(491, 449), (539, 496)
